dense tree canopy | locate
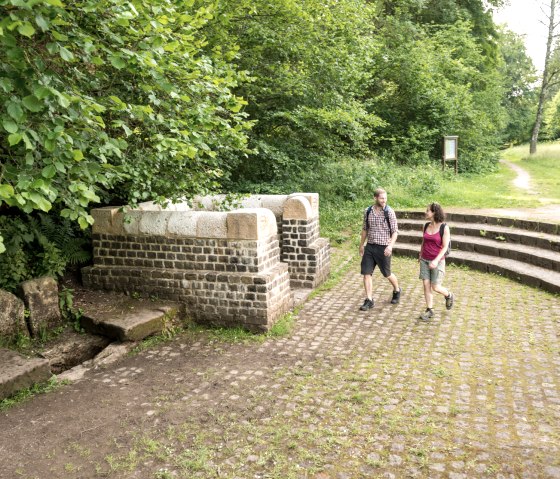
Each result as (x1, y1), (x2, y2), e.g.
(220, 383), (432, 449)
(0, 0), (539, 288)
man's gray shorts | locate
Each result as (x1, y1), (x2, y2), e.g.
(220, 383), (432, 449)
(419, 258), (445, 284)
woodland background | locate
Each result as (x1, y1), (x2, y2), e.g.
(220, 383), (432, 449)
(0, 0), (554, 291)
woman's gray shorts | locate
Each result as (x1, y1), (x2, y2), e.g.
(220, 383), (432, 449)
(419, 258), (445, 284)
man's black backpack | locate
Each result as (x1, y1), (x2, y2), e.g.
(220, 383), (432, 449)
(365, 205), (393, 236)
(423, 222), (451, 257)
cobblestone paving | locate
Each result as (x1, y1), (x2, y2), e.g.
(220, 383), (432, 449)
(2, 257), (560, 479)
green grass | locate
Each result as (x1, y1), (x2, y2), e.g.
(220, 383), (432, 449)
(320, 143), (560, 245)
(501, 141), (560, 203)
(0, 376), (68, 411)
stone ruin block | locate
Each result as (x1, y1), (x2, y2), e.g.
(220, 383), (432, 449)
(0, 290), (28, 339)
(17, 277), (62, 337)
(83, 207), (293, 332)
(83, 193), (330, 332)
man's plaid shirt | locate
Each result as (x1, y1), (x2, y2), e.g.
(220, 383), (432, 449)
(362, 207), (399, 246)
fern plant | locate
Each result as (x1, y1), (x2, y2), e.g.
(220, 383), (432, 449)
(0, 213), (92, 292)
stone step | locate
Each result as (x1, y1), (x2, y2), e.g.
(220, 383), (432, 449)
(0, 349), (52, 401)
(79, 301), (182, 342)
(393, 243), (560, 294)
(397, 210), (560, 235)
(397, 229), (560, 272)
(397, 218), (560, 252)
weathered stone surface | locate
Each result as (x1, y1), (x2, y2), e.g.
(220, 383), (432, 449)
(17, 277), (61, 337)
(138, 211), (173, 236)
(80, 304), (179, 342)
(283, 196), (313, 220)
(0, 290), (28, 339)
(197, 212), (228, 238)
(168, 211), (203, 237)
(227, 209), (277, 240)
(0, 348), (51, 400)
(40, 330), (111, 374)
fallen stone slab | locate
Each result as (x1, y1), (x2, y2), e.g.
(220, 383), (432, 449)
(56, 342), (138, 382)
(0, 349), (51, 400)
(80, 302), (180, 342)
(39, 330), (112, 374)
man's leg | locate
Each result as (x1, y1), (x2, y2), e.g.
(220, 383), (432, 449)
(363, 274), (373, 300)
(387, 273), (399, 292)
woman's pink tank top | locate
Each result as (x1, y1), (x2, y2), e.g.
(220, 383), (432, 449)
(422, 229), (444, 261)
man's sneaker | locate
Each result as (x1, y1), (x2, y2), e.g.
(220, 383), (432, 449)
(420, 308), (434, 321)
(359, 299), (374, 311)
(391, 288), (402, 304)
(445, 292), (454, 310)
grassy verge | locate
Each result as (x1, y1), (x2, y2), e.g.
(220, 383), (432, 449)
(501, 141), (560, 202)
(0, 376), (69, 411)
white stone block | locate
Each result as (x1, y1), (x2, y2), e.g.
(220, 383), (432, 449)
(227, 208), (277, 240)
(138, 201), (162, 211)
(289, 192), (319, 217)
(239, 196), (263, 209)
(122, 211), (142, 235)
(193, 194), (226, 211)
(139, 211), (173, 236)
(168, 211), (203, 237)
(196, 212), (228, 238)
(283, 196), (313, 220)
(260, 195), (289, 216)
(91, 207), (114, 235)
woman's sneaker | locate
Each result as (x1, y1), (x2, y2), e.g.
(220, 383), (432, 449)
(359, 299), (374, 311)
(420, 308), (434, 321)
(445, 292), (454, 310)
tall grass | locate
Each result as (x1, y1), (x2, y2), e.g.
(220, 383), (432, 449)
(318, 145), (560, 244)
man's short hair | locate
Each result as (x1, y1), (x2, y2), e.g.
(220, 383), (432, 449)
(374, 188), (386, 198)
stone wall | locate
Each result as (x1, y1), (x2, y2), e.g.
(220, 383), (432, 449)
(82, 193), (330, 332)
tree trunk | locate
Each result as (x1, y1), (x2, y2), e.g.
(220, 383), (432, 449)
(530, 0), (557, 154)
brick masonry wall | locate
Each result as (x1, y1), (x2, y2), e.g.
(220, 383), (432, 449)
(82, 234), (293, 333)
(281, 218), (331, 289)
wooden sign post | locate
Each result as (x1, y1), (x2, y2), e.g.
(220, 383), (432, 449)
(442, 135), (458, 173)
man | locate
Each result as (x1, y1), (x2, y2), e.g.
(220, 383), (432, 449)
(359, 188), (401, 311)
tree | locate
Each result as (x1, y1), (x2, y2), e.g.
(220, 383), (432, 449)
(530, 0), (560, 153)
(497, 28), (538, 145)
(0, 0), (252, 254)
(199, 0), (383, 188)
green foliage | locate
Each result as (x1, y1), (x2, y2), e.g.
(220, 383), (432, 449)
(0, 213), (90, 292)
(59, 287), (84, 333)
(0, 0), (252, 253)
(367, 18), (505, 173)
(497, 28), (537, 144)
(202, 0), (382, 186)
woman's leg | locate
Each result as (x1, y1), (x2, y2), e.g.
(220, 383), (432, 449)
(431, 283), (449, 298)
(423, 279), (433, 308)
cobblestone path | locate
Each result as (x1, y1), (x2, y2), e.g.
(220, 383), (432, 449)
(1, 257), (560, 478)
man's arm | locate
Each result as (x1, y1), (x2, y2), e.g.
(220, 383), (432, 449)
(359, 229), (367, 256)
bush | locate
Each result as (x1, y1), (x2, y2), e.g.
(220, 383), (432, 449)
(0, 213), (91, 292)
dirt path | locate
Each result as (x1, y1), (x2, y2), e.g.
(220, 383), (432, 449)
(500, 159), (534, 192)
(1, 256), (559, 478)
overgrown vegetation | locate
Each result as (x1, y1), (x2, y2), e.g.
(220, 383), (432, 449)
(0, 0), (544, 289)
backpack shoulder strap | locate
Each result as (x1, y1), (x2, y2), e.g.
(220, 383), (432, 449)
(423, 222), (430, 232)
(439, 223), (446, 239)
(365, 206), (373, 230)
(383, 205), (393, 236)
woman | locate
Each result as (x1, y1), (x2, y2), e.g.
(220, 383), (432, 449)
(418, 202), (454, 320)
